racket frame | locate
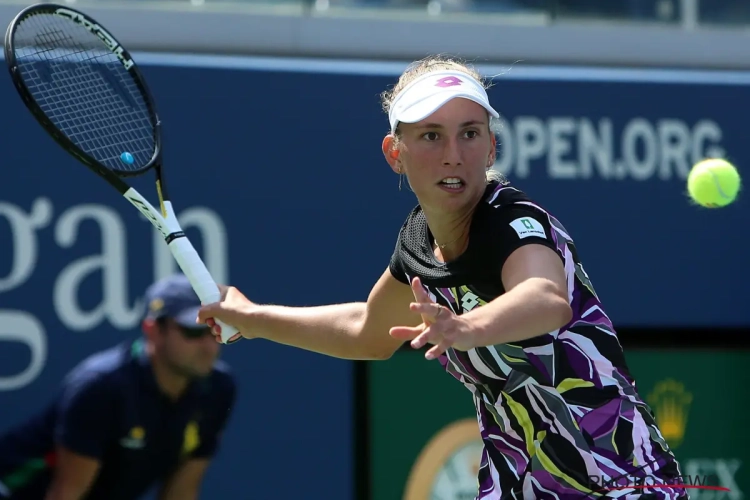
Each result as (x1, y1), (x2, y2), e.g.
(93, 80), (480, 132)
(4, 3), (161, 186)
(4, 3), (241, 344)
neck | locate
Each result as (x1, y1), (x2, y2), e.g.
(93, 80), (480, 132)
(424, 204), (475, 262)
(146, 344), (190, 401)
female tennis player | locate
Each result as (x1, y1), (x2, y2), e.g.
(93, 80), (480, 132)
(198, 56), (687, 499)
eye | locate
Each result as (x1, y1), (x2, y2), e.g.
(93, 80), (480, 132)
(422, 131), (439, 141)
(464, 130), (479, 139)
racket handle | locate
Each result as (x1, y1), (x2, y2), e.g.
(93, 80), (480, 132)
(167, 236), (241, 344)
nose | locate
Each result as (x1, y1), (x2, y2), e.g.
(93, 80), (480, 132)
(442, 136), (463, 167)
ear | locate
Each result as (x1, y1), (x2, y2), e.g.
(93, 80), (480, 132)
(382, 135), (401, 174)
(142, 318), (159, 342)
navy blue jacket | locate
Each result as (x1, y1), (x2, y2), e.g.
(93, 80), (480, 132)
(0, 339), (236, 499)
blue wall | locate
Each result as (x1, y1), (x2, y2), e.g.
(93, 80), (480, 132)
(0, 54), (748, 499)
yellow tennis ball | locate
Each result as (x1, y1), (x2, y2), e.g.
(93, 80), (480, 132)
(687, 159), (741, 208)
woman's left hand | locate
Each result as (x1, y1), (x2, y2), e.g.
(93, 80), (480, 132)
(389, 277), (476, 360)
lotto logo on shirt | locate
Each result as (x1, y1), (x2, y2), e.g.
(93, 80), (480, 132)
(509, 218), (546, 239)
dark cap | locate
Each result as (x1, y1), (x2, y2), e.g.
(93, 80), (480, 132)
(145, 274), (202, 328)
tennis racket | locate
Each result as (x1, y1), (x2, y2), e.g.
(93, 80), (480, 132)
(4, 3), (242, 344)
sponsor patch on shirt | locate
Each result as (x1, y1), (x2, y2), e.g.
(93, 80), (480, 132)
(509, 217), (546, 239)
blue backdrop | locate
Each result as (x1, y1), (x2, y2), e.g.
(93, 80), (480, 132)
(0, 53), (747, 499)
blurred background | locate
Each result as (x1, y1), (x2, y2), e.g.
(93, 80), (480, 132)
(0, 0), (748, 498)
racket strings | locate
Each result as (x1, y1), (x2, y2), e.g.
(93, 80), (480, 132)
(13, 12), (156, 173)
(31, 56), (151, 149)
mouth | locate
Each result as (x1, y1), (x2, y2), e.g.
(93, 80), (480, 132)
(438, 177), (465, 191)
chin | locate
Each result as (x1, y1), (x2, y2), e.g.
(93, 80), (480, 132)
(192, 364), (215, 378)
(175, 363), (212, 379)
(439, 188), (478, 207)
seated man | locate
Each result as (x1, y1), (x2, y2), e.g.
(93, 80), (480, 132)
(0, 274), (237, 500)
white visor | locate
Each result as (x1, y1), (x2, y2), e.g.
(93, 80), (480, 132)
(388, 70), (499, 134)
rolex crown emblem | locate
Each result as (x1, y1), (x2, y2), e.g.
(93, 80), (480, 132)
(647, 379), (692, 449)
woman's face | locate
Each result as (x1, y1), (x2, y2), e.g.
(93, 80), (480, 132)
(388, 98), (496, 214)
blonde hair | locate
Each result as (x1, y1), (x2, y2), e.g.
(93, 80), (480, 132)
(380, 55), (489, 115)
(380, 55), (505, 185)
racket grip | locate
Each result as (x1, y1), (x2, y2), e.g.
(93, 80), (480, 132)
(167, 237), (241, 344)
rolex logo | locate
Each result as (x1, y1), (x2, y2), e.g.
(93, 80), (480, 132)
(647, 379), (692, 448)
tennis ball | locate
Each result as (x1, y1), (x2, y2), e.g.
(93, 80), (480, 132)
(687, 159), (741, 208)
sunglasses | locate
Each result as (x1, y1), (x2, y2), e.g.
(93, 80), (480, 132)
(155, 317), (213, 340)
(177, 326), (213, 340)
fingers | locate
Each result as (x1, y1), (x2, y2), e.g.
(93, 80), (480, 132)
(198, 285), (235, 324)
(197, 303), (233, 341)
(197, 285), (250, 345)
(404, 305), (454, 355)
(390, 323), (440, 349)
(209, 319), (223, 336)
(197, 303), (221, 323)
(392, 321), (452, 359)
(207, 320), (242, 344)
(404, 280), (454, 360)
(410, 277), (439, 330)
(425, 340), (450, 360)
(410, 302), (445, 322)
(410, 277), (431, 303)
(389, 324), (425, 341)
(410, 327), (434, 350)
(202, 316), (224, 339)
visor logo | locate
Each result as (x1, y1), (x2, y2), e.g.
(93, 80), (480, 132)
(435, 76), (462, 88)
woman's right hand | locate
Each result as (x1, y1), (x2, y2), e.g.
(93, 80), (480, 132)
(197, 285), (259, 343)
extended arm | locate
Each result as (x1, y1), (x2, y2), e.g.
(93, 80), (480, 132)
(199, 268), (421, 360)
